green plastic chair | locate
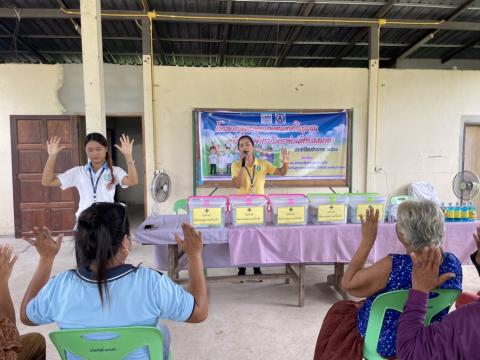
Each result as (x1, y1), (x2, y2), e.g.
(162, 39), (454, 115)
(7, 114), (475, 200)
(172, 199), (188, 215)
(363, 288), (460, 360)
(49, 326), (172, 360)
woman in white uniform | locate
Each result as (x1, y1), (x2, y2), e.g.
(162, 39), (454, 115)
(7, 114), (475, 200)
(41, 132), (139, 219)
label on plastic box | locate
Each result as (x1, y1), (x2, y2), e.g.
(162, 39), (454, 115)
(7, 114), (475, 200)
(317, 204), (345, 222)
(356, 204), (384, 221)
(235, 207), (264, 225)
(192, 208), (222, 226)
(277, 206), (305, 224)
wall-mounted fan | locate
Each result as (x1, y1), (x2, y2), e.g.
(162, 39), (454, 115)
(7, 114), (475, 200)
(150, 170), (171, 214)
(453, 170), (480, 203)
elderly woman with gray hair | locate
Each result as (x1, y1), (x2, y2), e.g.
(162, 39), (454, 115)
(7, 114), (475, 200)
(314, 200), (462, 360)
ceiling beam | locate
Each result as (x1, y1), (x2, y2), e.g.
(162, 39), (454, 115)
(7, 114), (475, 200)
(0, 49), (390, 61)
(218, 0), (233, 66)
(0, 20), (49, 63)
(441, 35), (480, 63)
(330, 0), (395, 66)
(275, 0), (315, 66)
(388, 0), (476, 65)
(0, 33), (472, 49)
(2, 9), (480, 31)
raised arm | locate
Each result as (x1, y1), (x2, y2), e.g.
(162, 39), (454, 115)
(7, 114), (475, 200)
(175, 223), (208, 323)
(341, 207), (391, 297)
(114, 134), (138, 187)
(274, 148), (289, 176)
(20, 227), (63, 326)
(42, 136), (64, 187)
(0, 246), (18, 323)
(396, 246), (456, 360)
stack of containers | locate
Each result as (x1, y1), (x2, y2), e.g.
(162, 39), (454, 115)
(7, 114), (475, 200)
(268, 194), (308, 226)
(307, 193), (348, 225)
(346, 193), (386, 224)
(188, 195), (228, 228)
(228, 194), (268, 226)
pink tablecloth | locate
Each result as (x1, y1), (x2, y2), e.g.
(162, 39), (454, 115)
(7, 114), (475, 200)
(228, 222), (478, 266)
(135, 215), (478, 268)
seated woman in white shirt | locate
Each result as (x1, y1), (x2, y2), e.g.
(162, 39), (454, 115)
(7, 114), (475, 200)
(41, 132), (139, 220)
(20, 202), (208, 360)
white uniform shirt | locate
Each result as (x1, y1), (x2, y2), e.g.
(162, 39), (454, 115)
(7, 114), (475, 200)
(57, 162), (128, 219)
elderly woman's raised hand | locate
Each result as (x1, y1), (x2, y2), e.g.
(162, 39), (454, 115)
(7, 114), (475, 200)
(474, 226), (480, 264)
(0, 246), (17, 285)
(23, 227), (63, 261)
(360, 206), (380, 245)
(175, 223), (203, 258)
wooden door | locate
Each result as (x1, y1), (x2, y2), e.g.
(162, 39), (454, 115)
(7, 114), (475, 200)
(10, 116), (80, 237)
(463, 124), (480, 218)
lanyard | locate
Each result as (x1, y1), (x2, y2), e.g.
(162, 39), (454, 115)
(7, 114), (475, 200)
(245, 164), (256, 194)
(88, 166), (106, 201)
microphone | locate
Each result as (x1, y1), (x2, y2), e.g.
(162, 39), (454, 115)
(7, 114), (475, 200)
(241, 151), (248, 167)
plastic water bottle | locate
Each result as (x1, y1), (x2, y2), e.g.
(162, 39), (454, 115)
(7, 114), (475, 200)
(446, 203), (454, 222)
(454, 203), (462, 222)
(461, 203), (469, 222)
(469, 202), (477, 222)
(440, 203), (446, 219)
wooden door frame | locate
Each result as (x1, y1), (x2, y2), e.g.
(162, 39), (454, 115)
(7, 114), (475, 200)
(460, 116), (480, 174)
(10, 115), (80, 237)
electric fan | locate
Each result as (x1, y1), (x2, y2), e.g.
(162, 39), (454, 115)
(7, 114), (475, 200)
(150, 170), (171, 214)
(452, 170), (480, 203)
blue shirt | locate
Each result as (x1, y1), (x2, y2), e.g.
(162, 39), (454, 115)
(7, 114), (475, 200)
(356, 252), (462, 358)
(26, 264), (194, 359)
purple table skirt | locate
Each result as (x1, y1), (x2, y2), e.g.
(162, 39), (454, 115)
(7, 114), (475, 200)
(135, 215), (478, 270)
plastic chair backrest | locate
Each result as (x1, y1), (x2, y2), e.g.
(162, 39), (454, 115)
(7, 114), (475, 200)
(363, 288), (460, 360)
(173, 198), (188, 215)
(49, 326), (170, 360)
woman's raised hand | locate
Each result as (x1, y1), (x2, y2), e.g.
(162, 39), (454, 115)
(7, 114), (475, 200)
(46, 136), (66, 156)
(360, 206), (380, 245)
(114, 134), (134, 158)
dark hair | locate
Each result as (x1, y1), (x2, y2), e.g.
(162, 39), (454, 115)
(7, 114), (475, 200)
(84, 133), (115, 186)
(237, 135), (254, 149)
(75, 202), (130, 305)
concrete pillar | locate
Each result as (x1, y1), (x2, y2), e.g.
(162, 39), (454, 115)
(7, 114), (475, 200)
(366, 24), (380, 192)
(142, 18), (156, 214)
(80, 0), (106, 135)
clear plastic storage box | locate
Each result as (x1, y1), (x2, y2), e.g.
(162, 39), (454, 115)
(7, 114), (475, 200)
(346, 193), (386, 224)
(188, 196), (228, 228)
(268, 194), (308, 226)
(228, 194), (268, 226)
(307, 193), (348, 225)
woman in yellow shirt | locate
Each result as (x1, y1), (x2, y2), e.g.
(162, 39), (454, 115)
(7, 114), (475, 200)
(231, 135), (289, 276)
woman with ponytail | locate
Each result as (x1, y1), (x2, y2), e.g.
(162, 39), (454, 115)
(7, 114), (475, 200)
(42, 133), (139, 220)
(20, 202), (208, 360)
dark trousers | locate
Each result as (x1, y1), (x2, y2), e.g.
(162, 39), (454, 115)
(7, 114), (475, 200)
(210, 164), (217, 174)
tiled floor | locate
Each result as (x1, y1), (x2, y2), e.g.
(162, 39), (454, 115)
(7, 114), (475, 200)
(1, 233), (479, 360)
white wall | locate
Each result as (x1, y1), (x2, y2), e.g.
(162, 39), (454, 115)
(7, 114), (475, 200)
(153, 67), (368, 213)
(375, 69), (480, 202)
(2, 64), (480, 234)
(0, 64), (64, 235)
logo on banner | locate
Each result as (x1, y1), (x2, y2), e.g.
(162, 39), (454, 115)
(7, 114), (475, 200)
(261, 113), (273, 124)
(275, 113), (286, 124)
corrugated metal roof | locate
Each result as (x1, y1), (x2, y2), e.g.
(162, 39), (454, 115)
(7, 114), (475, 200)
(0, 0), (479, 67)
